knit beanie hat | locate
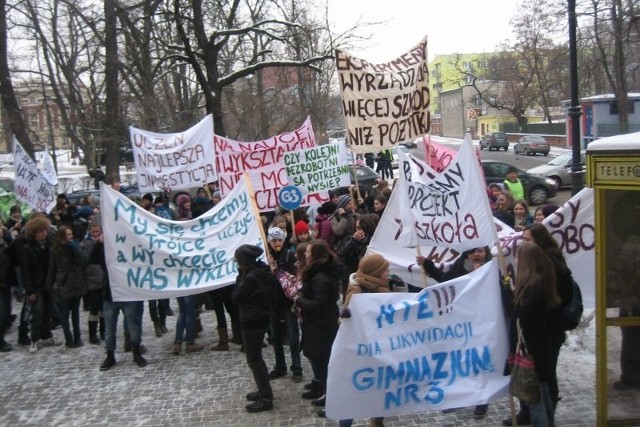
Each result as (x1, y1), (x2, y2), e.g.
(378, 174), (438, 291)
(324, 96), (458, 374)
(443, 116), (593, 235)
(358, 254), (389, 278)
(336, 194), (351, 209)
(234, 244), (263, 267)
(267, 227), (286, 242)
(317, 201), (337, 215)
(294, 220), (310, 235)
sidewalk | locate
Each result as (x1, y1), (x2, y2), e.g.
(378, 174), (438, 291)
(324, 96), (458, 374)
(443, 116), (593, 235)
(0, 302), (597, 426)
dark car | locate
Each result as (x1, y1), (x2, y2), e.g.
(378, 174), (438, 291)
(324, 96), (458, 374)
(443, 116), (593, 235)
(514, 134), (550, 156)
(480, 132), (509, 151)
(481, 160), (558, 205)
(350, 164), (380, 189)
(399, 139), (418, 149)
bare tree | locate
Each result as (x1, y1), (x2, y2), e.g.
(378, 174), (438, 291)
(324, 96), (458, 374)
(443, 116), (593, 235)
(0, 0), (34, 157)
(170, 0), (333, 136)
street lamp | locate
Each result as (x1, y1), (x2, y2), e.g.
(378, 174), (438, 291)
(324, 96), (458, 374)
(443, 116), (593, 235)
(568, 0), (584, 195)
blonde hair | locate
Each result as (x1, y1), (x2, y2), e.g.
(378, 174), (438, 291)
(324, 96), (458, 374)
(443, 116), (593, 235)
(514, 242), (561, 310)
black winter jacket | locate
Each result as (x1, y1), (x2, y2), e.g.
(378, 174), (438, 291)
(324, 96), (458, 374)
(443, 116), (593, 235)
(232, 261), (276, 329)
(21, 237), (51, 295)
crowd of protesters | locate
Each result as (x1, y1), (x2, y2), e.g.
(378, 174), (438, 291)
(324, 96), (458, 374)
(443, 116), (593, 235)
(0, 168), (573, 427)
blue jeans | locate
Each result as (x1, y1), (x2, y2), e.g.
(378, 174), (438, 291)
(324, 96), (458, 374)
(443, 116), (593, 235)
(56, 296), (81, 341)
(527, 382), (554, 427)
(271, 306), (302, 375)
(175, 295), (197, 344)
(103, 300), (142, 352)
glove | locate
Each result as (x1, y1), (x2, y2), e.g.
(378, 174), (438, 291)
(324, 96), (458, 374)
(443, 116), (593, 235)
(340, 307), (351, 319)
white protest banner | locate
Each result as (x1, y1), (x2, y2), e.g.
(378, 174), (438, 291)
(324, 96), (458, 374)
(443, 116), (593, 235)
(41, 148), (58, 185)
(12, 137), (57, 213)
(283, 141), (350, 193)
(100, 176), (263, 301)
(130, 114), (217, 192)
(496, 187), (595, 307)
(336, 37), (430, 154)
(368, 172), (515, 288)
(325, 260), (509, 420)
(397, 137), (496, 251)
(215, 117), (329, 211)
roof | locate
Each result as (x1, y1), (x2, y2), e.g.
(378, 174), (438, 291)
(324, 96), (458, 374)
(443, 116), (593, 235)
(586, 131), (640, 152)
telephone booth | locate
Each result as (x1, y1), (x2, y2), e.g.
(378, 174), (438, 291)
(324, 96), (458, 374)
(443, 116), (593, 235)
(586, 132), (640, 426)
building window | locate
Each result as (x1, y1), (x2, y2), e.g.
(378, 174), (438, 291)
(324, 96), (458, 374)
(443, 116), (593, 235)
(610, 100), (635, 115)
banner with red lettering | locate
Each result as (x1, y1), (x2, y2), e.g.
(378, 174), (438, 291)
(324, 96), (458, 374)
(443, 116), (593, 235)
(129, 115), (217, 192)
(396, 137), (497, 251)
(368, 184), (595, 307)
(214, 118), (328, 211)
(336, 37), (430, 154)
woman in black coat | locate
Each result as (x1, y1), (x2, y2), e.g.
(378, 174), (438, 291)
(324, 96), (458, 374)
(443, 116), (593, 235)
(512, 242), (561, 427)
(46, 225), (87, 348)
(293, 239), (342, 409)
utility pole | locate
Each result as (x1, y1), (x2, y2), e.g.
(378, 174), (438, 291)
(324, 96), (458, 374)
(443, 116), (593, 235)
(568, 0), (584, 195)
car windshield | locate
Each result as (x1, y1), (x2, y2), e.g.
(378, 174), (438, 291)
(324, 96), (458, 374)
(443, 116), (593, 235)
(547, 152), (572, 166)
(528, 136), (546, 143)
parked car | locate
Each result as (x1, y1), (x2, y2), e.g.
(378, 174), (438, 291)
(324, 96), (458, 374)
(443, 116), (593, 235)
(514, 134), (550, 156)
(390, 145), (410, 169)
(399, 139), (418, 149)
(527, 151), (586, 188)
(479, 132), (509, 151)
(350, 164), (380, 189)
(481, 160), (558, 205)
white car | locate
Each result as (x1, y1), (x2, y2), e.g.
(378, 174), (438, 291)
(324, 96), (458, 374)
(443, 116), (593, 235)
(527, 151), (585, 188)
(390, 145), (410, 169)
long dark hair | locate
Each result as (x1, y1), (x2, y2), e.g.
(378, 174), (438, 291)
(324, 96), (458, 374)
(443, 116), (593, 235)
(301, 239), (338, 283)
(525, 223), (568, 272)
(52, 225), (72, 254)
(514, 242), (560, 310)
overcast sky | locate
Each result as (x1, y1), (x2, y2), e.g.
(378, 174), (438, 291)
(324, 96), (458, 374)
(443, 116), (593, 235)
(326, 0), (521, 62)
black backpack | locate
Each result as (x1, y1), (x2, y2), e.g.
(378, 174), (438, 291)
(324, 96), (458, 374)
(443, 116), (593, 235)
(562, 273), (583, 331)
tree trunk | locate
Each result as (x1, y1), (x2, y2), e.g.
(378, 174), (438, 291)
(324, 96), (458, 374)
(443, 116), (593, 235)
(103, 0), (121, 178)
(0, 0), (34, 158)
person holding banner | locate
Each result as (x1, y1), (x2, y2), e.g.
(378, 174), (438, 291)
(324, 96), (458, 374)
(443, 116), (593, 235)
(265, 227), (302, 382)
(338, 253), (391, 427)
(510, 242), (561, 427)
(232, 244), (278, 413)
(293, 240), (343, 414)
(90, 228), (147, 370)
(416, 247), (495, 419)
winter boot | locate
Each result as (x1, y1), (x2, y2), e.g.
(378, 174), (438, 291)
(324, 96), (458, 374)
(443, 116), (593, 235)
(99, 351), (116, 371)
(160, 318), (168, 334)
(88, 321), (100, 345)
(211, 327), (229, 351)
(301, 379), (323, 400)
(132, 344), (147, 367)
(229, 321), (242, 345)
(186, 342), (204, 353)
(154, 320), (163, 337)
(194, 316), (203, 336)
